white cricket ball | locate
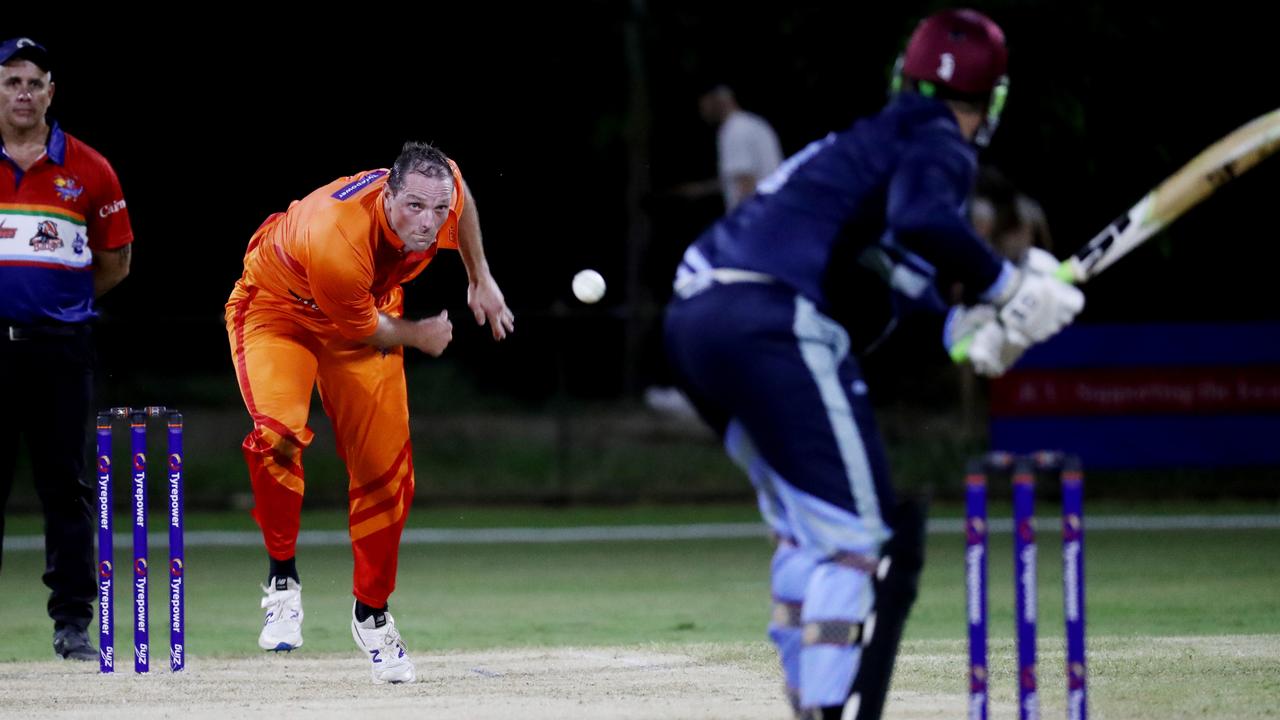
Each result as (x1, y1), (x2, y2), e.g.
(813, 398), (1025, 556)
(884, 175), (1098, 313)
(572, 269), (606, 304)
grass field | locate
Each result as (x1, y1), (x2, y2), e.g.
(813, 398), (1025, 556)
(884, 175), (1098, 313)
(2, 503), (1278, 718)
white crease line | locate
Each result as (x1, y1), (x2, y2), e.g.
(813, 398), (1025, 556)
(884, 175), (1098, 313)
(3, 515), (1276, 551)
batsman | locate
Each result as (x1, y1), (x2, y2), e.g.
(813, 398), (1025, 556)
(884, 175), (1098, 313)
(663, 10), (1082, 719)
(224, 142), (513, 683)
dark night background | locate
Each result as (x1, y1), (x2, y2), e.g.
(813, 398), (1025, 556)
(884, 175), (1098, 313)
(8, 2), (1279, 406)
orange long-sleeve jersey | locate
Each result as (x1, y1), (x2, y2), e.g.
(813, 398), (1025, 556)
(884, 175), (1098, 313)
(238, 161), (464, 339)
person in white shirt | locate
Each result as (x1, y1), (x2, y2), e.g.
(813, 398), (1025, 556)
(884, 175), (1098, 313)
(674, 84), (784, 212)
(648, 85), (785, 420)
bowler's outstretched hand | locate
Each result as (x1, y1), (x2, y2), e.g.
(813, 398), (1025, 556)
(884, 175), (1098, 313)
(468, 276), (514, 341)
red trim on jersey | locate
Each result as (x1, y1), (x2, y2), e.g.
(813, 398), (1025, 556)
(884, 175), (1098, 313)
(273, 243), (308, 278)
(231, 286), (309, 450)
(0, 259), (93, 271)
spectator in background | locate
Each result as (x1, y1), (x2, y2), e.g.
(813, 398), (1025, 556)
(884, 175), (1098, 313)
(0, 37), (134, 662)
(674, 83), (784, 212)
(649, 84), (786, 419)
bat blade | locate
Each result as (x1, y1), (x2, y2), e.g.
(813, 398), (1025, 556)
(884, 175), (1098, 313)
(1061, 107), (1280, 283)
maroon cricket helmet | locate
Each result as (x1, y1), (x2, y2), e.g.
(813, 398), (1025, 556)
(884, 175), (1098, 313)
(901, 9), (1008, 98)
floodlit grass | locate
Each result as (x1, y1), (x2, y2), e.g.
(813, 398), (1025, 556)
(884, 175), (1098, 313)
(2, 505), (1278, 717)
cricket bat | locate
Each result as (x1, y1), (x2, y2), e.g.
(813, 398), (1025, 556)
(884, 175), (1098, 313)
(1058, 107), (1280, 283)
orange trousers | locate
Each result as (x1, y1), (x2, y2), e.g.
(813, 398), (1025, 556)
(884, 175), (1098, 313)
(225, 282), (414, 607)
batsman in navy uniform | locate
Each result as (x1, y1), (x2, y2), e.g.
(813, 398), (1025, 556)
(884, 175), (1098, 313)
(663, 10), (1084, 719)
(0, 38), (134, 661)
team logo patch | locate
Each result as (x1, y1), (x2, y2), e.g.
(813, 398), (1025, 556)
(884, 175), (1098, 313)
(937, 52), (956, 81)
(53, 176), (84, 202)
(1017, 516), (1035, 543)
(331, 169), (388, 201)
(1063, 513), (1082, 541)
(73, 232), (86, 255)
(29, 220), (63, 252)
(1020, 665), (1037, 689)
(287, 289), (320, 311)
(0, 220), (14, 239)
(966, 516), (986, 542)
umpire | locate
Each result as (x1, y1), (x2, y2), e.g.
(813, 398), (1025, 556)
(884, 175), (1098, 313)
(0, 37), (133, 660)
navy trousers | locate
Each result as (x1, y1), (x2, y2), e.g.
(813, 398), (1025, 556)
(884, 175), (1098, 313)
(664, 281), (897, 553)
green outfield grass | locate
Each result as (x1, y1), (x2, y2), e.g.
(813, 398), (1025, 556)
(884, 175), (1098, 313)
(2, 505), (1278, 717)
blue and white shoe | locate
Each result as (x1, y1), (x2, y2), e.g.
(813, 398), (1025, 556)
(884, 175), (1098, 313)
(258, 576), (304, 651)
(351, 602), (416, 684)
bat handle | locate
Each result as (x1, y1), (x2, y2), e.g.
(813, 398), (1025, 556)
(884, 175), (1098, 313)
(950, 258), (1086, 367)
(949, 333), (975, 364)
(1056, 257), (1087, 285)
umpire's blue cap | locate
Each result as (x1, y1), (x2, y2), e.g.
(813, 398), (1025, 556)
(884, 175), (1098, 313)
(0, 38), (51, 71)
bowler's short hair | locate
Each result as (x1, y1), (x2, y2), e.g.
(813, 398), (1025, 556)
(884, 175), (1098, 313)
(388, 142), (451, 194)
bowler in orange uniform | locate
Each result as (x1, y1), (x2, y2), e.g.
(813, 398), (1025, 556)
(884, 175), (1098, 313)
(225, 142), (512, 683)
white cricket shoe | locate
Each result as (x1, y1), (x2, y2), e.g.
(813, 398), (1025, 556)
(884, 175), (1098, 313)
(258, 576), (304, 651)
(351, 602), (416, 684)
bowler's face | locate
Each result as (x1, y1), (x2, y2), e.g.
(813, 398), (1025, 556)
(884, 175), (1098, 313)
(385, 172), (453, 252)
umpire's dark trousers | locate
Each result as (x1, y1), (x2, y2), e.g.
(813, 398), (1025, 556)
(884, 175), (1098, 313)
(0, 324), (96, 630)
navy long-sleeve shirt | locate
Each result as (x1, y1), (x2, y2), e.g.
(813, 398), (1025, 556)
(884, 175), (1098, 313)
(681, 93), (1009, 331)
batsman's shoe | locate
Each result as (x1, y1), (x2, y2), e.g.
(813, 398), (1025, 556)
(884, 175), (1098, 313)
(52, 624), (96, 661)
(258, 576), (304, 651)
(351, 603), (416, 684)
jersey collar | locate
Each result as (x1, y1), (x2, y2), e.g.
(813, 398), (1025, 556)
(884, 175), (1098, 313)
(0, 121), (64, 168)
(46, 121), (66, 164)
